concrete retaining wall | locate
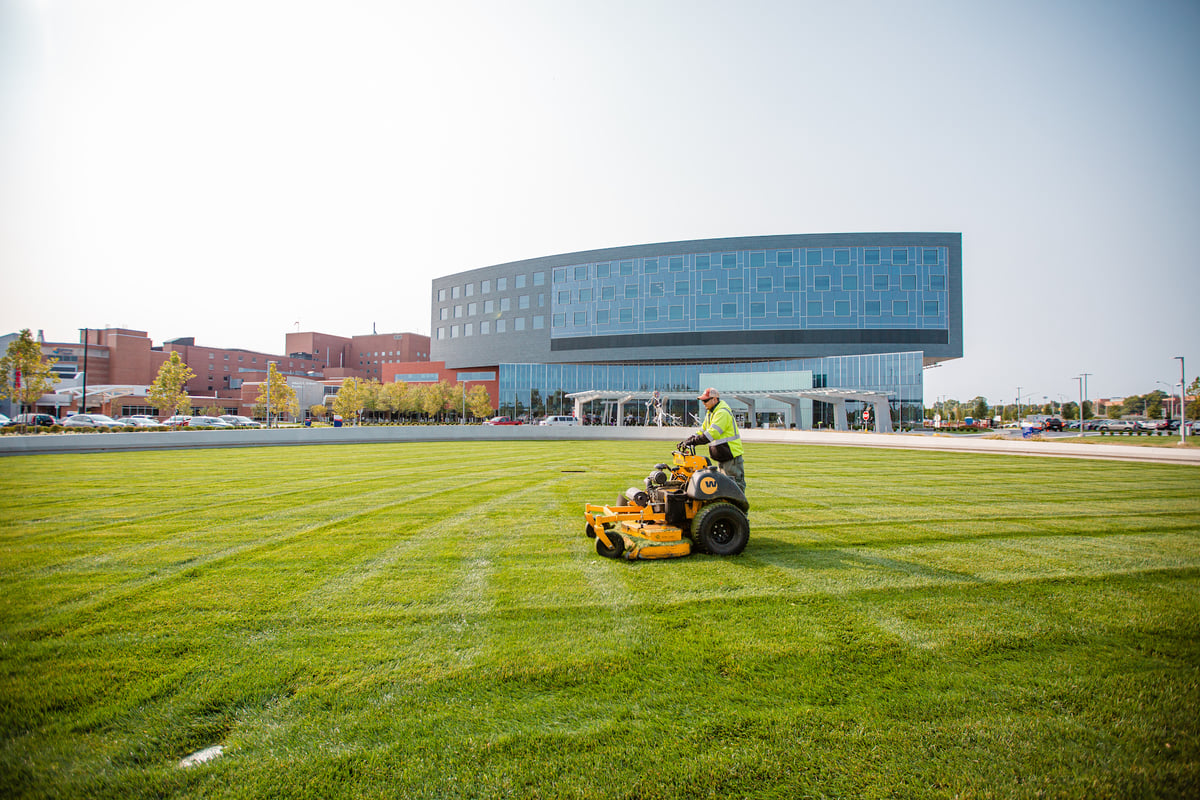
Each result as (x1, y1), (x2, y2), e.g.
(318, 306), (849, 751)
(1, 426), (1196, 465)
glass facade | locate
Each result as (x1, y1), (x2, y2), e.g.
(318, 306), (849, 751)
(494, 351), (924, 429)
(549, 246), (948, 338)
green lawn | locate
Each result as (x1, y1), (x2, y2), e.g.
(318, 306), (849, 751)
(2, 441), (1198, 799)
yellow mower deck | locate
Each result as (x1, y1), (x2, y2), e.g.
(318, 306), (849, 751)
(584, 502), (695, 560)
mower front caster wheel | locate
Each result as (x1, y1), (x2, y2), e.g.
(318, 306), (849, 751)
(596, 530), (625, 559)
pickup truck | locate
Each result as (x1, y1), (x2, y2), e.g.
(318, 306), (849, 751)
(483, 416), (523, 426)
(1042, 417), (1065, 432)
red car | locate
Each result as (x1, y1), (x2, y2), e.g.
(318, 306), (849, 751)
(483, 416), (523, 426)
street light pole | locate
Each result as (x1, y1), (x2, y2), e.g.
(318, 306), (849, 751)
(1176, 356), (1186, 444)
(266, 361), (274, 429)
(1073, 377), (1083, 434)
(1080, 372), (1092, 426)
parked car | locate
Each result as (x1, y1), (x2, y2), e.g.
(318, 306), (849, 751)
(63, 414), (124, 428)
(1136, 419), (1163, 431)
(3, 413), (58, 427)
(219, 415), (262, 428)
(1043, 417), (1065, 432)
(0, 413), (8, 426)
(162, 415), (193, 426)
(539, 415), (579, 426)
(188, 416), (232, 428)
(116, 416), (165, 428)
(483, 416), (523, 426)
(1191, 421), (1200, 436)
(1104, 419), (1136, 431)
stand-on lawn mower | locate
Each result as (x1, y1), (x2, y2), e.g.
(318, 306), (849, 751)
(584, 445), (749, 560)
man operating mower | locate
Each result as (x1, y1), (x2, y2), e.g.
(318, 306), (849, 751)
(679, 387), (746, 491)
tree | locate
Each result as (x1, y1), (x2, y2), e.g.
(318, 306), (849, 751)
(0, 329), (60, 415)
(147, 350), (196, 418)
(466, 385), (492, 420)
(1188, 377), (1200, 419)
(970, 396), (989, 421)
(255, 362), (298, 424)
(202, 404), (224, 417)
(309, 404), (327, 422)
(331, 378), (365, 424)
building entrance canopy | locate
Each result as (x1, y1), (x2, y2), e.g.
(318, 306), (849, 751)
(566, 388), (894, 432)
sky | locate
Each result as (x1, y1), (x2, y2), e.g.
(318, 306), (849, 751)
(2, 0), (1198, 407)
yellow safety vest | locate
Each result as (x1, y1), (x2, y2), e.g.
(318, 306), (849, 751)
(697, 400), (744, 460)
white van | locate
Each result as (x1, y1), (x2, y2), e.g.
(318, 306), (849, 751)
(540, 415), (578, 426)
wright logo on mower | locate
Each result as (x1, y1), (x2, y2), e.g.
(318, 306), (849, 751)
(584, 445), (749, 560)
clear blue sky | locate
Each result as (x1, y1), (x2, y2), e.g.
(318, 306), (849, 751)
(2, 0), (1197, 406)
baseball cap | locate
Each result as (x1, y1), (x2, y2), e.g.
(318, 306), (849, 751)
(698, 387), (719, 401)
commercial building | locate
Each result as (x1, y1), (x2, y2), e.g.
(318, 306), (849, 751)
(421, 233), (962, 429)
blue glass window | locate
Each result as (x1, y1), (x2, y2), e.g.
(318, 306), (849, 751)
(756, 277), (772, 292)
(893, 300), (909, 316)
(496, 319), (506, 333)
(619, 308), (633, 323)
(750, 252), (765, 268)
(650, 283), (664, 297)
(596, 310), (609, 324)
(482, 279), (491, 293)
(892, 249), (908, 265)
(923, 300), (939, 316)
(696, 303), (710, 319)
(675, 280), (689, 295)
(515, 274), (526, 289)
(806, 249), (822, 266)
(721, 303), (737, 318)
(500, 298), (510, 312)
(669, 256), (683, 271)
(533, 316), (544, 329)
(553, 314), (566, 327)
(480, 321), (489, 334)
(557, 291), (570, 304)
(596, 263), (610, 279)
(929, 275), (945, 291)
(728, 277), (744, 293)
(865, 249), (880, 265)
(696, 254), (710, 270)
(573, 311), (587, 326)
(777, 250), (793, 266)
(497, 277), (507, 291)
(778, 301), (793, 316)
(702, 279), (716, 294)
(722, 253), (736, 268)
(900, 275), (917, 291)
(644, 259), (658, 274)
(669, 305), (683, 320)
(574, 265), (588, 281)
(625, 285), (638, 298)
(873, 274), (889, 291)
(815, 275), (831, 291)
(866, 300), (880, 316)
(620, 260), (634, 276)
(843, 275), (858, 291)
(835, 300), (850, 317)
(533, 272), (545, 286)
(750, 302), (765, 317)
(834, 249), (850, 266)
(601, 286), (615, 300)
(644, 307), (658, 321)
(807, 301), (823, 317)
(519, 295), (529, 309)
(923, 248), (938, 265)
(784, 276), (800, 292)
(578, 288), (592, 302)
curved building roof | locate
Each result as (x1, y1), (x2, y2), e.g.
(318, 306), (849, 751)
(430, 232), (961, 369)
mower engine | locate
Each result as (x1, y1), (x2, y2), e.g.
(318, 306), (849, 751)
(584, 447), (750, 560)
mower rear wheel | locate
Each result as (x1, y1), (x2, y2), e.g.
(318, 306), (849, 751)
(690, 501), (749, 556)
(596, 529), (625, 559)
